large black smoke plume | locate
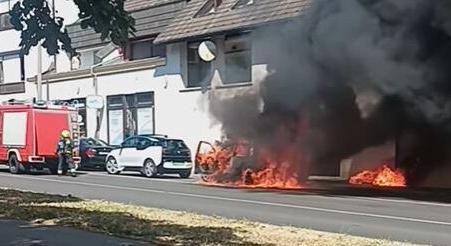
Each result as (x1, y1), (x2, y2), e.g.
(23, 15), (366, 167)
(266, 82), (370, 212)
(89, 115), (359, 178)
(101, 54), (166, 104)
(209, 0), (451, 186)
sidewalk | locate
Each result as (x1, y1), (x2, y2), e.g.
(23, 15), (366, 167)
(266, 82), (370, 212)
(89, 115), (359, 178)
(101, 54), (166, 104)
(0, 220), (149, 246)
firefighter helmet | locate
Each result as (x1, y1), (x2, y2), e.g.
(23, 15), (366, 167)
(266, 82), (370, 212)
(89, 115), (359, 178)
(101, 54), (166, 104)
(61, 130), (71, 138)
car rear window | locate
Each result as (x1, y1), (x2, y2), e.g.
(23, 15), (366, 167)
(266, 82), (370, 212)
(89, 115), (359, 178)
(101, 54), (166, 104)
(163, 139), (188, 150)
(83, 138), (107, 147)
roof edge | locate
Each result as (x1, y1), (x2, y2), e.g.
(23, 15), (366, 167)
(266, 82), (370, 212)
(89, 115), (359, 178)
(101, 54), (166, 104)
(27, 57), (166, 83)
(154, 17), (301, 44)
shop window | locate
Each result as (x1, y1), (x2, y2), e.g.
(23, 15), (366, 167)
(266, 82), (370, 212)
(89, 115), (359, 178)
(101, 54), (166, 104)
(187, 41), (212, 88)
(137, 92), (154, 106)
(107, 92), (155, 144)
(224, 34), (252, 84)
(107, 96), (124, 108)
(129, 39), (166, 61)
(108, 109), (124, 145)
(195, 0), (223, 17)
(124, 94), (137, 139)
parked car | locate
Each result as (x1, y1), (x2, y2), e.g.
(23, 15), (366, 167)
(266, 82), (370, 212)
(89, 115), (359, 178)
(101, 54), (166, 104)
(105, 135), (193, 178)
(79, 138), (114, 170)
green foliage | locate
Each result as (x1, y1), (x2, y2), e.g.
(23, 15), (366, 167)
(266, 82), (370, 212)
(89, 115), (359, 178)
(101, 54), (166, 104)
(9, 0), (135, 56)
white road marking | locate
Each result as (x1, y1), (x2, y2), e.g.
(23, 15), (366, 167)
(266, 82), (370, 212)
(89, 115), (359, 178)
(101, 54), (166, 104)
(297, 193), (451, 208)
(83, 171), (196, 184)
(90, 171), (451, 208)
(354, 197), (451, 208)
(3, 168), (450, 207)
(0, 173), (450, 227)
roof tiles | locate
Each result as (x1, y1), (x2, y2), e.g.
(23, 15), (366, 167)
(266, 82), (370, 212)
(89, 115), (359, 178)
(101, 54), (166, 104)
(154, 0), (311, 43)
(124, 0), (181, 12)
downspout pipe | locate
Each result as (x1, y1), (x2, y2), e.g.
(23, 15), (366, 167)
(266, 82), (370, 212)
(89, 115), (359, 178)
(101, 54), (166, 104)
(90, 63), (103, 139)
(89, 57), (120, 139)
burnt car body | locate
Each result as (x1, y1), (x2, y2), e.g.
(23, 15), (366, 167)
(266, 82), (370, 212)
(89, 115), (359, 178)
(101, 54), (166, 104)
(195, 140), (254, 175)
(79, 138), (114, 170)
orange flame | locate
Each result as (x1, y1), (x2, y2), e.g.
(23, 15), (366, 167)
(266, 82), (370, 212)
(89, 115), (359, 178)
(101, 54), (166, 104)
(349, 165), (406, 187)
(197, 141), (302, 189)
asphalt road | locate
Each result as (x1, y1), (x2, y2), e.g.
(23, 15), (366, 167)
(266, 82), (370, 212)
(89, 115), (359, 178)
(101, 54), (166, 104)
(0, 220), (147, 246)
(0, 168), (450, 246)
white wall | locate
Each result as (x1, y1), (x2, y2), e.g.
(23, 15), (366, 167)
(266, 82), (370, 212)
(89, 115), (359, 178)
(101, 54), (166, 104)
(40, 67), (222, 156)
(0, 30), (270, 156)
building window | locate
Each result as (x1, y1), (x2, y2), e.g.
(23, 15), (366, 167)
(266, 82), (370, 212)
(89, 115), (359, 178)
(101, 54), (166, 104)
(0, 61), (3, 83)
(195, 0), (223, 17)
(224, 34), (252, 84)
(107, 92), (155, 145)
(187, 41), (212, 88)
(0, 51), (25, 83)
(129, 39), (166, 61)
(232, 0), (254, 9)
(0, 13), (13, 31)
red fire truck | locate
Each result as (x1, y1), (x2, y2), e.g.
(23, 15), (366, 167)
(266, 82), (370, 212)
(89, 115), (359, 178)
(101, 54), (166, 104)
(0, 102), (81, 174)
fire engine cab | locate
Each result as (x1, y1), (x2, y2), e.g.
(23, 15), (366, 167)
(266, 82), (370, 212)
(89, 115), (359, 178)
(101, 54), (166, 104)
(0, 101), (81, 174)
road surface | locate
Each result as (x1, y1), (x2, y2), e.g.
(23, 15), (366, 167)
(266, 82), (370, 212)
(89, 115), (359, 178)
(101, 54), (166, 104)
(0, 219), (147, 246)
(0, 169), (450, 246)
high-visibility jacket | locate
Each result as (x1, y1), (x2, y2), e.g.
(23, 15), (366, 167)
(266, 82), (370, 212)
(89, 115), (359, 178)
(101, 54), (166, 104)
(56, 138), (74, 156)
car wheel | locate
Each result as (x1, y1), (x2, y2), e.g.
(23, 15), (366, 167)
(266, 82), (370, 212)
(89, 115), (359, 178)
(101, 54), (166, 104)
(106, 157), (121, 175)
(142, 159), (158, 178)
(179, 170), (191, 179)
(8, 154), (24, 174)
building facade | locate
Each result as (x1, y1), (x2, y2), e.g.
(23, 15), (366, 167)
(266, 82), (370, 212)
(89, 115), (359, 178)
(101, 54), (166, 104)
(0, 0), (401, 179)
(0, 0), (310, 155)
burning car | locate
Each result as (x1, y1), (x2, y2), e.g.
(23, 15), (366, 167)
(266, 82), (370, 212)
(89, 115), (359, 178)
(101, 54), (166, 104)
(349, 164), (406, 187)
(195, 140), (252, 174)
(195, 139), (302, 189)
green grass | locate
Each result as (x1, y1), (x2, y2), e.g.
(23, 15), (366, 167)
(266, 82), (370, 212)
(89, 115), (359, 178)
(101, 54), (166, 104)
(0, 189), (423, 246)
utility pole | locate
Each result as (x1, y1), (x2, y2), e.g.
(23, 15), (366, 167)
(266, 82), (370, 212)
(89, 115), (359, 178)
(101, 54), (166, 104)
(37, 42), (43, 102)
(52, 0), (57, 74)
(36, 0), (56, 103)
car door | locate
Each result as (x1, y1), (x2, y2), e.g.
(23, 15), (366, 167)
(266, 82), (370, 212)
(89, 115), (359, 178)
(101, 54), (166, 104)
(118, 137), (138, 167)
(135, 137), (163, 166)
(194, 141), (217, 174)
(131, 137), (151, 166)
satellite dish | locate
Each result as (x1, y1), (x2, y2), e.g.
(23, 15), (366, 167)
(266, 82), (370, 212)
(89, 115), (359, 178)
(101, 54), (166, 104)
(198, 41), (217, 62)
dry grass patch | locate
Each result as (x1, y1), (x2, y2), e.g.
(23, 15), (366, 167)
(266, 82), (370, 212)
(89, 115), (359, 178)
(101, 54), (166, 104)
(0, 189), (423, 246)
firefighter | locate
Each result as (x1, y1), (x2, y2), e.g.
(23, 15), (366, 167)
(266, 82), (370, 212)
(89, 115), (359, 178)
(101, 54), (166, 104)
(56, 130), (76, 177)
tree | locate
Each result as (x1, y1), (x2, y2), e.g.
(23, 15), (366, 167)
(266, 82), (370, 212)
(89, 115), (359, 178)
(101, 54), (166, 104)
(9, 0), (135, 56)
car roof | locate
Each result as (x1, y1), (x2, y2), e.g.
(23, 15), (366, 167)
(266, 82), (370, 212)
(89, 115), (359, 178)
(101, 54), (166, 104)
(127, 135), (159, 141)
(139, 134), (168, 138)
(138, 134), (184, 142)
